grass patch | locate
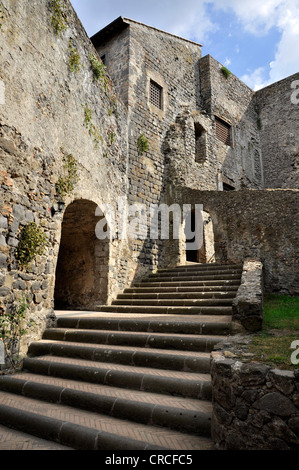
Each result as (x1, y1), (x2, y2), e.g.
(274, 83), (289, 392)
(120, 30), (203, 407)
(263, 294), (299, 330)
(248, 294), (299, 370)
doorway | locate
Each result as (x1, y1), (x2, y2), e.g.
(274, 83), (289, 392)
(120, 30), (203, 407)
(54, 199), (110, 310)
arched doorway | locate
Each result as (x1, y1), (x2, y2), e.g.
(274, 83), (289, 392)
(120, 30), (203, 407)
(54, 199), (110, 310)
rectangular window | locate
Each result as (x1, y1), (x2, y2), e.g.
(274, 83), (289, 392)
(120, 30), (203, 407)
(150, 80), (163, 110)
(215, 117), (231, 146)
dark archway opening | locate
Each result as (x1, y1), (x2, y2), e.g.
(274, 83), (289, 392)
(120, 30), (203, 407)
(185, 210), (200, 263)
(185, 210), (215, 264)
(54, 199), (109, 311)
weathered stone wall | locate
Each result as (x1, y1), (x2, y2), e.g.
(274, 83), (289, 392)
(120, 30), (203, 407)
(0, 0), (131, 353)
(255, 72), (299, 189)
(211, 343), (299, 450)
(168, 188), (299, 295)
(199, 55), (264, 190)
(232, 259), (264, 332)
(96, 19), (204, 270)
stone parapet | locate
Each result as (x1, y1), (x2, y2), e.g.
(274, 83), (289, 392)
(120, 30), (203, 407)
(210, 339), (299, 450)
(232, 259), (264, 332)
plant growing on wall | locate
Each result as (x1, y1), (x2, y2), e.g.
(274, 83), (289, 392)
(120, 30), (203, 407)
(16, 223), (49, 268)
(89, 54), (108, 90)
(49, 0), (68, 36)
(107, 129), (116, 146)
(0, 297), (31, 370)
(83, 104), (102, 149)
(137, 134), (149, 156)
(221, 66), (232, 79)
(56, 149), (79, 198)
(68, 39), (82, 73)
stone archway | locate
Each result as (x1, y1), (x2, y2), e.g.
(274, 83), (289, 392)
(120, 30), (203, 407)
(54, 199), (110, 310)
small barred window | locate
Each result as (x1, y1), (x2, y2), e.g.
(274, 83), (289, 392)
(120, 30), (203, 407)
(150, 80), (163, 110)
(215, 117), (231, 146)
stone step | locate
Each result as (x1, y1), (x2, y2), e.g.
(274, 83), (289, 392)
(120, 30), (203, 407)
(118, 291), (237, 300)
(132, 280), (241, 288)
(125, 285), (239, 293)
(150, 269), (242, 278)
(43, 328), (225, 352)
(28, 340), (212, 373)
(0, 375), (212, 436)
(99, 305), (232, 315)
(156, 264), (243, 273)
(112, 298), (233, 307)
(141, 274), (242, 283)
(56, 314), (232, 336)
(0, 392), (214, 450)
(22, 356), (212, 400)
(0, 422), (73, 450)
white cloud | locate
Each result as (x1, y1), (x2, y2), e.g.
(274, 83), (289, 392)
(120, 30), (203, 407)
(241, 67), (268, 91)
(212, 0), (299, 88)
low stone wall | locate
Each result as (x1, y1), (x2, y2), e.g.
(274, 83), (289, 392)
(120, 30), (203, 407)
(232, 259), (264, 332)
(211, 339), (299, 450)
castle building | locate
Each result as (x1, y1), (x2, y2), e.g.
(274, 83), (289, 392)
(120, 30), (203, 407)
(0, 1), (298, 350)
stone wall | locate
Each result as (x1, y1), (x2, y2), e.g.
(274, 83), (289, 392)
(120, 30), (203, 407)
(0, 0), (132, 354)
(211, 342), (299, 450)
(199, 55), (263, 190)
(96, 18), (204, 270)
(255, 72), (299, 189)
(169, 188), (299, 295)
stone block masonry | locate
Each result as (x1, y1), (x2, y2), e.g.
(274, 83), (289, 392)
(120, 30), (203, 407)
(256, 72), (299, 190)
(211, 343), (299, 450)
(0, 0), (131, 355)
(170, 188), (299, 296)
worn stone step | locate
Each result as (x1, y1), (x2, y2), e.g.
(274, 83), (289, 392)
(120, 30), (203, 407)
(118, 291), (237, 300)
(0, 397), (164, 450)
(56, 314), (232, 336)
(125, 285), (239, 293)
(28, 340), (212, 373)
(43, 328), (225, 352)
(141, 274), (242, 283)
(112, 298), (233, 307)
(0, 375), (212, 436)
(99, 305), (232, 315)
(133, 280), (241, 288)
(23, 356), (212, 400)
(0, 392), (214, 450)
(149, 269), (242, 278)
(0, 422), (73, 450)
(157, 264), (243, 273)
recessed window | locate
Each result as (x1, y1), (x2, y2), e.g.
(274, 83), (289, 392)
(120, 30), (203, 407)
(150, 80), (163, 110)
(194, 123), (207, 163)
(101, 54), (107, 66)
(215, 117), (231, 146)
(223, 182), (235, 191)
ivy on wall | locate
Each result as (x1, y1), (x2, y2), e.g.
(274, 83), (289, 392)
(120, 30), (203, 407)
(16, 223), (49, 268)
(56, 148), (80, 198)
(49, 0), (68, 36)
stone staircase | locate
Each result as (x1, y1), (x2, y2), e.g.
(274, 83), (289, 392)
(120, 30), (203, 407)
(0, 263), (242, 450)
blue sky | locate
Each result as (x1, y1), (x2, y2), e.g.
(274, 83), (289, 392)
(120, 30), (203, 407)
(70, 0), (299, 90)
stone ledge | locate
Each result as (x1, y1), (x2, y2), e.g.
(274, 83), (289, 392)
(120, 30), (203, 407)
(232, 259), (264, 332)
(210, 338), (299, 450)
